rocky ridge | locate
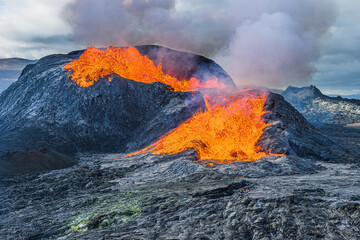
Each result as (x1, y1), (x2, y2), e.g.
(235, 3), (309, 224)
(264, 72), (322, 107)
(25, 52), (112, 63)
(282, 85), (360, 126)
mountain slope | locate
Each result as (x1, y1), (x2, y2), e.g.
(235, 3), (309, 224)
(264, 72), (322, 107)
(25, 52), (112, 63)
(282, 85), (360, 125)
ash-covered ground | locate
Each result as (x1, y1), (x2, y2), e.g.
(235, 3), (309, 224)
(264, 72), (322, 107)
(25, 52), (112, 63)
(0, 152), (359, 240)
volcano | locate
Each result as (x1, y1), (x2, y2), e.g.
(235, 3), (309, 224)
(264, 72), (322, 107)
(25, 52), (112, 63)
(0, 46), (359, 239)
(0, 45), (230, 155)
(0, 46), (358, 164)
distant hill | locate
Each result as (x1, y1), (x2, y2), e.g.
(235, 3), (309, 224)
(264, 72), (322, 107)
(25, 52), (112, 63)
(0, 58), (37, 93)
(282, 85), (360, 126)
(328, 93), (360, 100)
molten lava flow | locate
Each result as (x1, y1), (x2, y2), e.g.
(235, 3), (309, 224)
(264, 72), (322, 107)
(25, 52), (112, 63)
(65, 46), (279, 164)
(124, 90), (272, 163)
(64, 46), (226, 91)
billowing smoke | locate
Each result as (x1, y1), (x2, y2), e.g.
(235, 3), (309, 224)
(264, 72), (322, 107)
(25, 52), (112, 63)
(63, 0), (336, 88)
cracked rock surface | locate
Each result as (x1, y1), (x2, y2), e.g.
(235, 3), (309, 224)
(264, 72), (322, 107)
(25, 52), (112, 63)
(0, 152), (359, 240)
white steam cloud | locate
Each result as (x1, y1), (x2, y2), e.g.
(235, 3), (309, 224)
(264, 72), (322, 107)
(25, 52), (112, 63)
(63, 0), (336, 88)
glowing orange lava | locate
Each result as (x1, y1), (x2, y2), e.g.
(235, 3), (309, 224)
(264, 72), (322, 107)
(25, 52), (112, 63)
(125, 90), (272, 163)
(65, 46), (278, 164)
(64, 46), (226, 91)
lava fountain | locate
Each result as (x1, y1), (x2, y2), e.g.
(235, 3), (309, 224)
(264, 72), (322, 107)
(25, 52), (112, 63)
(64, 46), (279, 164)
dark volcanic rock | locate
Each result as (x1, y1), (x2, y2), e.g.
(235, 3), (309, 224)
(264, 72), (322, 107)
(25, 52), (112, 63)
(214, 155), (322, 177)
(0, 45), (236, 155)
(0, 148), (77, 176)
(282, 85), (360, 125)
(259, 93), (360, 162)
(0, 152), (359, 240)
(135, 45), (236, 89)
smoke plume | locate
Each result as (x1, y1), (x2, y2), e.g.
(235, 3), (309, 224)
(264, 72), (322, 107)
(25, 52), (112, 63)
(63, 0), (337, 88)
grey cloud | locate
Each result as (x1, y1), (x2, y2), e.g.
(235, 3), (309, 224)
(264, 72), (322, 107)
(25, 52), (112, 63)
(30, 35), (70, 45)
(63, 0), (337, 88)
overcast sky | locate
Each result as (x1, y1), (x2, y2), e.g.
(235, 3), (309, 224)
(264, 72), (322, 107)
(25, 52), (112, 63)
(311, 0), (360, 95)
(0, 0), (359, 96)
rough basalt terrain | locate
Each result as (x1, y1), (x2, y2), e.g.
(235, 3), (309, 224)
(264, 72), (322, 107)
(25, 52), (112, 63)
(0, 149), (77, 177)
(260, 93), (360, 163)
(0, 152), (359, 240)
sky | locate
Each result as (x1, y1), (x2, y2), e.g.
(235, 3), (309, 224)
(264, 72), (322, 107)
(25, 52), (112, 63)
(0, 0), (359, 96)
(311, 0), (360, 96)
